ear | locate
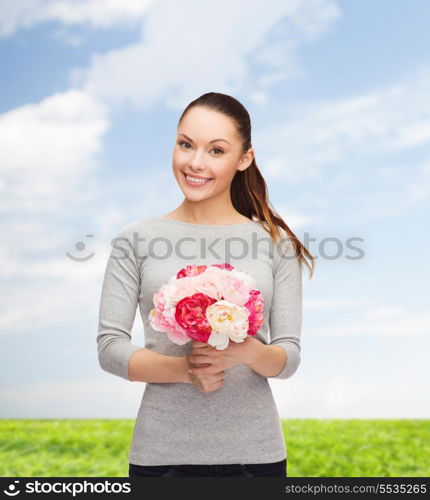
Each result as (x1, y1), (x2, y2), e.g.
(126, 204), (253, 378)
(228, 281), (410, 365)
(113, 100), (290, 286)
(238, 147), (254, 172)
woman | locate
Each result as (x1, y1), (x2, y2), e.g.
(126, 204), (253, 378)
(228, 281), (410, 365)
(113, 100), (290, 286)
(97, 92), (315, 478)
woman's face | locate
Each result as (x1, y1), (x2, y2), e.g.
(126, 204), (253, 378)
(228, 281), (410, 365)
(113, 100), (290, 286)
(172, 106), (252, 201)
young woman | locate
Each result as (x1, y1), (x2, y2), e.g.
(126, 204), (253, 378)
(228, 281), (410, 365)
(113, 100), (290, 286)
(97, 92), (315, 478)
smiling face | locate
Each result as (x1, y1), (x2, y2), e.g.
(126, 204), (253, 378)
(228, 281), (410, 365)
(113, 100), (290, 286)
(172, 106), (253, 202)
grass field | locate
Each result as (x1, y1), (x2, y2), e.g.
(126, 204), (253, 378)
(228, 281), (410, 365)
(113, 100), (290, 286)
(0, 419), (428, 477)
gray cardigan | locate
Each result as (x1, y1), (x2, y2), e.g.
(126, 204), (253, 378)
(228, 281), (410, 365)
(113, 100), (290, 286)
(97, 216), (302, 465)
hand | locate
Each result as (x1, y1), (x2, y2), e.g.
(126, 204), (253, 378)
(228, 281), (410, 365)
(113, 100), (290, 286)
(187, 367), (225, 394)
(186, 336), (255, 379)
(186, 348), (224, 394)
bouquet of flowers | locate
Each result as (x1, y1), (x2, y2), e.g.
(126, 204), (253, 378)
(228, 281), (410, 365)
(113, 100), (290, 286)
(148, 263), (264, 350)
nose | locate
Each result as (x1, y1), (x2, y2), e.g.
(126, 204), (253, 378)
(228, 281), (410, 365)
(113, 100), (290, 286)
(188, 166), (206, 176)
(187, 149), (206, 172)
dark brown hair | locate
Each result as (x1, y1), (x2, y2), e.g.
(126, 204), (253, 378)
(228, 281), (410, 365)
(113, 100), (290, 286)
(178, 92), (315, 279)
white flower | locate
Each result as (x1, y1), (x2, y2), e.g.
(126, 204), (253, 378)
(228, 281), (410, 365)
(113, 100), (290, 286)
(207, 330), (230, 350)
(206, 300), (249, 342)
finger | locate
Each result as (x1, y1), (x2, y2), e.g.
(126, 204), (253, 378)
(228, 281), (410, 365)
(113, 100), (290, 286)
(188, 354), (212, 365)
(189, 366), (217, 375)
(187, 354), (210, 365)
(206, 371), (224, 382)
(192, 347), (216, 358)
(210, 374), (224, 385)
(209, 379), (224, 391)
(188, 366), (205, 375)
(190, 362), (211, 368)
(192, 341), (208, 348)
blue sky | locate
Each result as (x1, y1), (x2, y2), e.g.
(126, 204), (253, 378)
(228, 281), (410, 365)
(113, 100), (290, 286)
(0, 0), (429, 419)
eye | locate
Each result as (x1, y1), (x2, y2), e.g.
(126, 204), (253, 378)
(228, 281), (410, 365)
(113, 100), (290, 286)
(178, 140), (192, 149)
(177, 140), (224, 155)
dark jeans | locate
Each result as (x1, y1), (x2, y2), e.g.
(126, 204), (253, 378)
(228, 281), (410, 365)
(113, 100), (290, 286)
(129, 458), (287, 478)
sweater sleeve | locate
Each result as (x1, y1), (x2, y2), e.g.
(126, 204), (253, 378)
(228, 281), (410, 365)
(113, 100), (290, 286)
(96, 224), (144, 381)
(267, 229), (303, 380)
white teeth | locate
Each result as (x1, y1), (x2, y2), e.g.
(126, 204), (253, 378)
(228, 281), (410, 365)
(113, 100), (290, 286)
(186, 175), (212, 183)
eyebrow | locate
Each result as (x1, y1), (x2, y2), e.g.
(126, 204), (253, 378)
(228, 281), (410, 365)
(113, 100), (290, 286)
(178, 133), (230, 145)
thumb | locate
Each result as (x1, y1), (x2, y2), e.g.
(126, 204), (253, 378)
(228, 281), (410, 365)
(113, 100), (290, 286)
(192, 340), (207, 347)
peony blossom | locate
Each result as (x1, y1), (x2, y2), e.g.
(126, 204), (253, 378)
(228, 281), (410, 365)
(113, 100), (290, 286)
(177, 264), (207, 279)
(244, 289), (264, 336)
(175, 293), (217, 342)
(220, 269), (256, 306)
(211, 263), (234, 271)
(207, 329), (230, 350)
(191, 266), (226, 301)
(206, 300), (249, 342)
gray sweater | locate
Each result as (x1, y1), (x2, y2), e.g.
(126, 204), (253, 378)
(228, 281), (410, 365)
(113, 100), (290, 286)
(97, 216), (302, 465)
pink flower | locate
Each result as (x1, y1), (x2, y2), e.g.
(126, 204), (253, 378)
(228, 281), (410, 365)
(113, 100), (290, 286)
(244, 290), (264, 336)
(175, 293), (217, 342)
(211, 263), (234, 271)
(220, 269), (256, 306)
(170, 276), (200, 302)
(149, 285), (190, 344)
(177, 264), (207, 279)
(192, 266), (226, 301)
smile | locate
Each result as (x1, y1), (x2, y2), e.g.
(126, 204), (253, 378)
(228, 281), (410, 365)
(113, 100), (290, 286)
(183, 172), (213, 186)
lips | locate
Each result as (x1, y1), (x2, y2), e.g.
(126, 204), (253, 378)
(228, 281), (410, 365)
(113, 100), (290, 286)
(183, 172), (213, 180)
(183, 171), (214, 187)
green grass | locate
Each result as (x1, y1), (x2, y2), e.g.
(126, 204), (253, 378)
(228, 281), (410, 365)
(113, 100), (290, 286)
(281, 419), (429, 477)
(0, 419), (428, 477)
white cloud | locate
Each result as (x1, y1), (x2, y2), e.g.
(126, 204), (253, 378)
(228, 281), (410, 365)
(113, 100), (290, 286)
(307, 308), (430, 339)
(0, 0), (155, 37)
(364, 159), (430, 215)
(276, 206), (319, 229)
(0, 240), (106, 333)
(43, 0), (155, 27)
(70, 0), (339, 110)
(50, 26), (85, 47)
(257, 65), (430, 220)
(305, 297), (373, 311)
(406, 160), (430, 203)
(248, 91), (269, 107)
(0, 88), (115, 336)
(259, 66), (430, 182)
(361, 306), (406, 321)
(0, 89), (109, 211)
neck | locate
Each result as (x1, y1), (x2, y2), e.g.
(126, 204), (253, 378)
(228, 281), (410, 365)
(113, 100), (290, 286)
(173, 199), (246, 225)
